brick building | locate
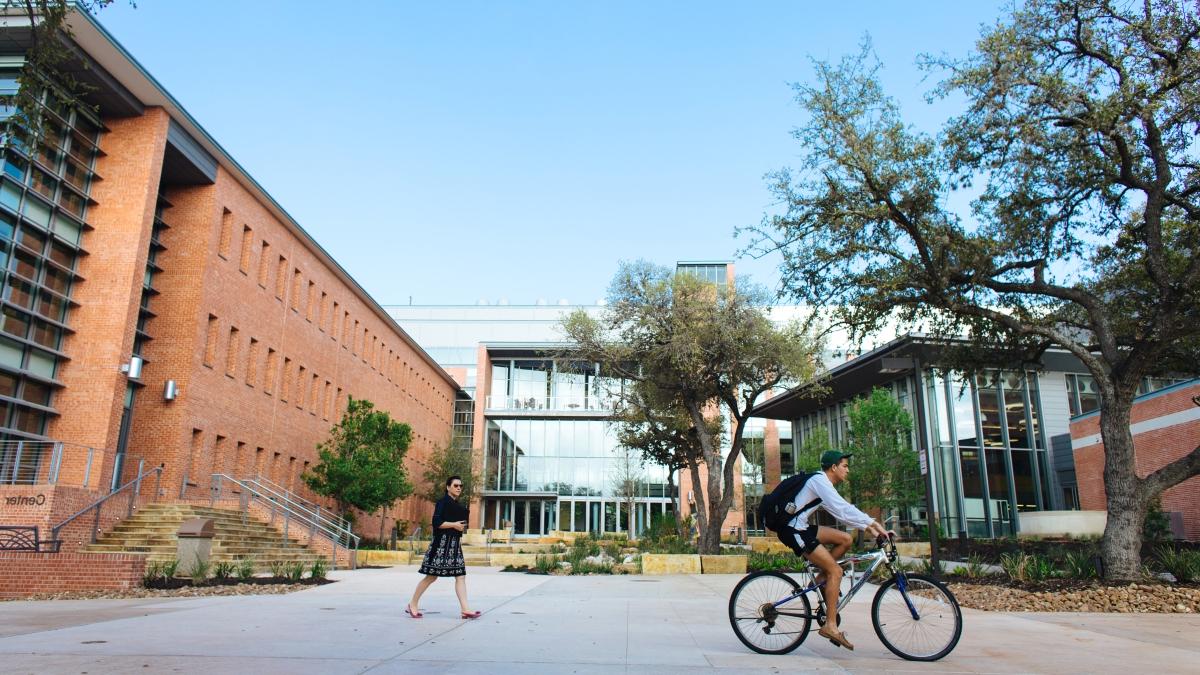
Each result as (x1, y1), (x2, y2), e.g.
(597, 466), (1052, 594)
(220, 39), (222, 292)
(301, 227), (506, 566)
(1071, 380), (1200, 541)
(0, 6), (456, 541)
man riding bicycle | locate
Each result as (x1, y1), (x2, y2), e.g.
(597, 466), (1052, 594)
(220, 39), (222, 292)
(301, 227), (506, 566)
(777, 450), (896, 651)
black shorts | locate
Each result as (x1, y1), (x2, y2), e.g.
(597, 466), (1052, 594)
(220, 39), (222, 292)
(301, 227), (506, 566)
(777, 523), (819, 556)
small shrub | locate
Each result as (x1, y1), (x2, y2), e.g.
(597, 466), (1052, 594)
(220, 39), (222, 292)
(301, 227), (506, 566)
(1143, 498), (1172, 542)
(534, 554), (557, 574)
(309, 559), (328, 580)
(142, 560), (164, 587)
(235, 557), (256, 581)
(999, 553), (1028, 582)
(1062, 551), (1098, 580)
(268, 560), (289, 578)
(212, 561), (236, 581)
(963, 554), (987, 579)
(951, 565), (968, 577)
(162, 558), (180, 579)
(1026, 554), (1057, 582)
(286, 561), (305, 582)
(1156, 546), (1200, 583)
(918, 557), (939, 576)
(188, 554), (212, 582)
(748, 552), (804, 573)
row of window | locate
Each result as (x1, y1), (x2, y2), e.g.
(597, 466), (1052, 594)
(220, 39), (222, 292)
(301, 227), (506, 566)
(185, 428), (310, 494)
(0, 78), (97, 441)
(1064, 373), (1193, 417)
(213, 210), (451, 418)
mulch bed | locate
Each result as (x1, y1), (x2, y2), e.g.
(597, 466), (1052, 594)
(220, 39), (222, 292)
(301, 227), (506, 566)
(946, 577), (1199, 613)
(8, 578), (336, 602)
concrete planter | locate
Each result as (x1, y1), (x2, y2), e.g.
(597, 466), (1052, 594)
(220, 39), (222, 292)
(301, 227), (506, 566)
(701, 555), (747, 574)
(641, 554), (701, 575)
(358, 550), (412, 566)
(895, 542), (931, 558)
(490, 553), (543, 568)
(1018, 511), (1106, 538)
(748, 537), (791, 554)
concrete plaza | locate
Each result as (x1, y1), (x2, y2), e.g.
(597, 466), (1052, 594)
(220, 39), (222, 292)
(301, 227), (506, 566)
(1, 565), (1197, 674)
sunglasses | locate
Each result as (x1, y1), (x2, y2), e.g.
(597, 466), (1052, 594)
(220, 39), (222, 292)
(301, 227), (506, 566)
(450, 483), (463, 488)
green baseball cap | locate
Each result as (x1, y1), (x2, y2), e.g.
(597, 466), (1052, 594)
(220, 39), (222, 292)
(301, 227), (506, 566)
(820, 450), (853, 469)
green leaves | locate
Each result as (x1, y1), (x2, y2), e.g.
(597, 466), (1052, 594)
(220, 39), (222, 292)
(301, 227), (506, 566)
(302, 397), (413, 516)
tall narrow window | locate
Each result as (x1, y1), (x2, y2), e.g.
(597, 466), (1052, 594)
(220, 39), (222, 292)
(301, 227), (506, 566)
(305, 280), (316, 321)
(239, 225), (253, 273)
(188, 429), (203, 485)
(318, 292), (328, 331)
(310, 373), (319, 414)
(214, 435), (228, 476)
(323, 380), (332, 419)
(335, 387), (344, 420)
(246, 337), (259, 386)
(275, 255), (288, 299)
(203, 314), (219, 367)
(234, 441), (247, 475)
(265, 348), (278, 394)
(257, 240), (271, 287)
(342, 312), (352, 346)
(296, 365), (306, 408)
(281, 357), (292, 401)
(218, 209), (233, 259)
(225, 327), (240, 377)
(291, 269), (302, 311)
(330, 301), (340, 339)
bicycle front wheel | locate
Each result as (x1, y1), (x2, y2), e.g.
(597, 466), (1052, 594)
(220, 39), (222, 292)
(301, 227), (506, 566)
(728, 571), (812, 655)
(871, 573), (962, 661)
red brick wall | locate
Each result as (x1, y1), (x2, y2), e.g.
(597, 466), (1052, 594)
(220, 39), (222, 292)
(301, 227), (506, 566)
(1072, 382), (1200, 540)
(20, 101), (456, 542)
(0, 552), (145, 598)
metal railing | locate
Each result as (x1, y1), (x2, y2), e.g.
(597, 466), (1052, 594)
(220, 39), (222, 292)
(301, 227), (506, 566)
(484, 395), (616, 412)
(243, 474), (352, 533)
(50, 464), (163, 545)
(209, 474), (359, 569)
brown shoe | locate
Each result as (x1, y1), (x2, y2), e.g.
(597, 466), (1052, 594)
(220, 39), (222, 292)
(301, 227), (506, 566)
(818, 625), (855, 650)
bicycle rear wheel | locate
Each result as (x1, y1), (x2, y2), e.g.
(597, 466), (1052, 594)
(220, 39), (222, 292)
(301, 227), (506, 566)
(728, 571), (812, 655)
(871, 573), (962, 661)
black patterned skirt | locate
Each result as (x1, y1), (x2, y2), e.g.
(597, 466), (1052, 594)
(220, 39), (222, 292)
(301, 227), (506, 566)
(418, 533), (466, 577)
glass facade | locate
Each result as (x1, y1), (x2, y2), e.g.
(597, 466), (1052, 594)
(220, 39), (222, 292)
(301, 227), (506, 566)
(675, 262), (729, 287)
(486, 358), (621, 412)
(926, 370), (1048, 538)
(0, 67), (98, 481)
(788, 370), (1052, 538)
(482, 356), (673, 537)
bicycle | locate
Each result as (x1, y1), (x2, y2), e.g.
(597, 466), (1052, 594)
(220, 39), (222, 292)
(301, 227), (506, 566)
(728, 535), (962, 661)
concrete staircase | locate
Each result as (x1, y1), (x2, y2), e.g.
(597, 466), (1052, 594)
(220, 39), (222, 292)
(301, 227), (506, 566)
(82, 503), (328, 570)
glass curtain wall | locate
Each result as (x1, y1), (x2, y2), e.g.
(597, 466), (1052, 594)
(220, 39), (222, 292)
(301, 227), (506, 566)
(489, 359), (624, 411)
(482, 417), (673, 535)
(0, 68), (98, 482)
(925, 369), (1048, 538)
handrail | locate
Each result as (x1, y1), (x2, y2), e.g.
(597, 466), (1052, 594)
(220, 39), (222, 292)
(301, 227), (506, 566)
(238, 475), (353, 539)
(243, 474), (352, 532)
(50, 465), (162, 544)
(209, 474), (359, 569)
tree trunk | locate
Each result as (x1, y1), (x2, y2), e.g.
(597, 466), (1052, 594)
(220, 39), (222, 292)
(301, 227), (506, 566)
(1098, 395), (1147, 581)
(666, 469), (682, 536)
(685, 455), (709, 551)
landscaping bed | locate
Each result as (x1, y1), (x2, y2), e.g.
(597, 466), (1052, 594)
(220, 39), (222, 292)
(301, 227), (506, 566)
(947, 578), (1199, 613)
(9, 579), (334, 602)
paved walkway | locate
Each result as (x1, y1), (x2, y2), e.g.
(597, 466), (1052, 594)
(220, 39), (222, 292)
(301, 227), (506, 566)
(1, 565), (1197, 674)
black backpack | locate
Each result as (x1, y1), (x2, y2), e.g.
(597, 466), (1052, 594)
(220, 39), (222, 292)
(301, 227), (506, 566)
(758, 472), (817, 532)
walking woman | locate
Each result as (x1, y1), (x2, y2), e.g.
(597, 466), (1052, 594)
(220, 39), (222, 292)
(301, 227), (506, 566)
(406, 475), (481, 619)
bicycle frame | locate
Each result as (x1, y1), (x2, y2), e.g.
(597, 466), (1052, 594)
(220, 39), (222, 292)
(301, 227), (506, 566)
(772, 544), (920, 620)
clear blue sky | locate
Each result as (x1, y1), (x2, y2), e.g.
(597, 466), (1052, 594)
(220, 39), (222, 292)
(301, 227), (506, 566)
(95, 1), (1005, 305)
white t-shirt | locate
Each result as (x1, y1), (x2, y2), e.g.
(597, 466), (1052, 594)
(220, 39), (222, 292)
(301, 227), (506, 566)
(786, 471), (873, 531)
